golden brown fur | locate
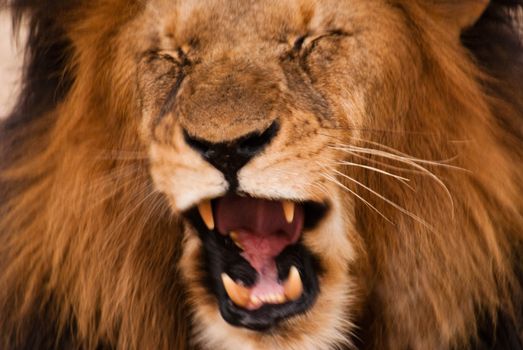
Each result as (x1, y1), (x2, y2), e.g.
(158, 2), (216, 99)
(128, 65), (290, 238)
(1, 0), (522, 349)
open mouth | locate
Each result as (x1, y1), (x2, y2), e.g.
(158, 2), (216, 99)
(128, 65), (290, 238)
(184, 194), (328, 330)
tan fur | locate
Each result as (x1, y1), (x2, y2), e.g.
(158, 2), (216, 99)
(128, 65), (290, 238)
(1, 0), (522, 349)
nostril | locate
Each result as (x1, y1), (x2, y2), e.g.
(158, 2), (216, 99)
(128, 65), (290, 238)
(237, 121), (279, 157)
(183, 130), (214, 157)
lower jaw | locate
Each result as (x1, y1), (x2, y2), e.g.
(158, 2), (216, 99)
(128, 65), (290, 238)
(198, 229), (322, 330)
(180, 231), (357, 350)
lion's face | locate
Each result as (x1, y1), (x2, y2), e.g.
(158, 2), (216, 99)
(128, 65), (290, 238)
(129, 0), (438, 347)
(4, 0), (522, 348)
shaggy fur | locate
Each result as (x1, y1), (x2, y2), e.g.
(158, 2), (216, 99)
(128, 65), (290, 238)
(0, 0), (522, 349)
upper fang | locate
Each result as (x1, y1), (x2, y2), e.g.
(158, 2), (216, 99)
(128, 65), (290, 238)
(197, 200), (215, 230)
(282, 200), (295, 223)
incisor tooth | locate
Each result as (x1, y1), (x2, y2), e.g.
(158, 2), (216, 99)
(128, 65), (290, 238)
(197, 200), (214, 230)
(230, 231), (243, 250)
(221, 273), (250, 308)
(277, 294), (286, 303)
(283, 266), (303, 301)
(282, 200), (295, 223)
(251, 295), (262, 307)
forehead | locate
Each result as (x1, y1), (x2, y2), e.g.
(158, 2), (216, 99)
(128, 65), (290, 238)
(147, 0), (370, 44)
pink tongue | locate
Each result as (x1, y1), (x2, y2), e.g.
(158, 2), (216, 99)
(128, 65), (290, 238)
(214, 195), (304, 275)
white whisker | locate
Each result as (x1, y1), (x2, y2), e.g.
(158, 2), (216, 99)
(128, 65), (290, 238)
(319, 172), (393, 224)
(326, 165), (434, 231)
(341, 150), (427, 176)
(347, 136), (464, 166)
(329, 160), (413, 190)
(330, 145), (455, 214)
(333, 144), (466, 172)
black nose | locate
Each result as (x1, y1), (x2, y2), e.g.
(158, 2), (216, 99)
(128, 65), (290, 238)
(183, 121), (279, 188)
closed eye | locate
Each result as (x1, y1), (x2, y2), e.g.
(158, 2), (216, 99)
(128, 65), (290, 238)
(152, 48), (191, 67)
(288, 30), (351, 59)
(302, 30), (350, 53)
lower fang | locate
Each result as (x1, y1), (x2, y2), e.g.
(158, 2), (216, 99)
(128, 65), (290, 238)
(283, 266), (303, 301)
(221, 273), (250, 307)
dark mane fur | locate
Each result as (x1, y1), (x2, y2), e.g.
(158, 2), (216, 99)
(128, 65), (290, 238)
(461, 2), (523, 348)
(462, 0), (523, 142)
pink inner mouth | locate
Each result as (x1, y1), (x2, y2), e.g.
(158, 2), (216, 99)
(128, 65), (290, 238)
(215, 195), (304, 308)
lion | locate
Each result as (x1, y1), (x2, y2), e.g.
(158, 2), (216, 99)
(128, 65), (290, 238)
(1, 0), (522, 349)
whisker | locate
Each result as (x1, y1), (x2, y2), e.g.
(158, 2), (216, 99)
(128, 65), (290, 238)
(88, 168), (144, 196)
(140, 191), (170, 223)
(341, 150), (427, 176)
(325, 165), (434, 230)
(319, 131), (469, 174)
(348, 135), (461, 162)
(320, 126), (446, 136)
(88, 165), (144, 185)
(309, 180), (332, 199)
(86, 167), (148, 209)
(87, 176), (149, 212)
(110, 185), (159, 233)
(328, 160), (413, 190)
(332, 144), (466, 171)
(330, 145), (455, 214)
(319, 172), (393, 224)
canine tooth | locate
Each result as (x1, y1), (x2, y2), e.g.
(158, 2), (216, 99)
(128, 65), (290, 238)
(197, 200), (214, 230)
(221, 273), (250, 307)
(230, 231), (243, 250)
(282, 200), (295, 223)
(283, 266), (303, 301)
(277, 294), (286, 303)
